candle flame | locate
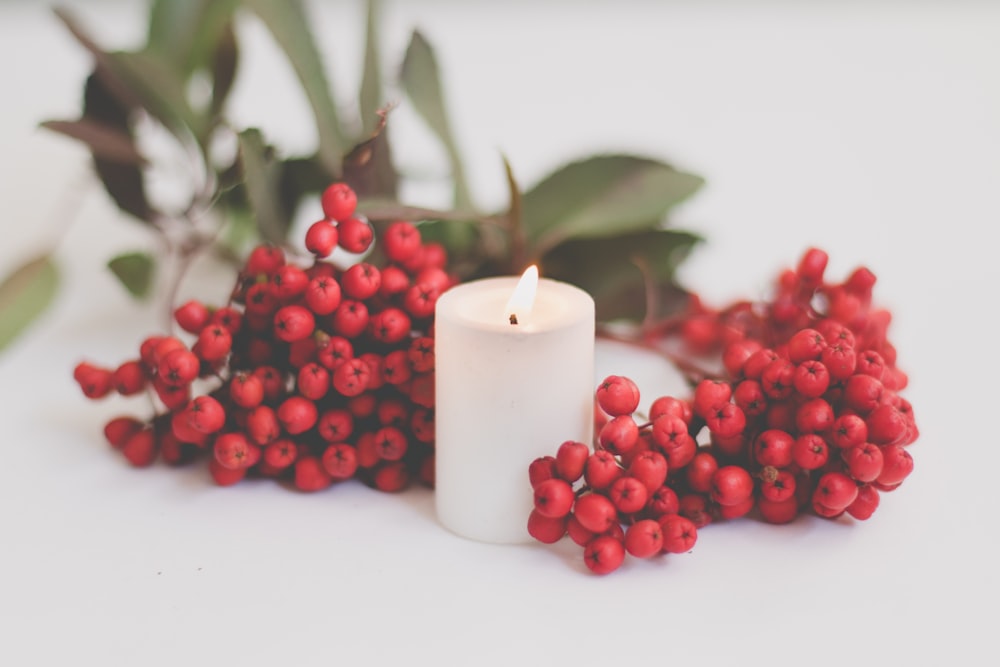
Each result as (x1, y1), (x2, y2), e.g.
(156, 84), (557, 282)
(504, 265), (539, 326)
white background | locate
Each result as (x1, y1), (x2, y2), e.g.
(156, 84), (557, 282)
(2, 1), (998, 664)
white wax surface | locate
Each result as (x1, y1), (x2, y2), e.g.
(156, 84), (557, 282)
(435, 277), (595, 543)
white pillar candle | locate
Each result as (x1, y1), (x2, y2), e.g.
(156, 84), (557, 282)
(434, 267), (595, 543)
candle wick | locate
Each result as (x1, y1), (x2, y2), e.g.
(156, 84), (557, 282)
(509, 313), (518, 325)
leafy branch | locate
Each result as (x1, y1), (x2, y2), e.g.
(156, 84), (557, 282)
(1, 0), (707, 352)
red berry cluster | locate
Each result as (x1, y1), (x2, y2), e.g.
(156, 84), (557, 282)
(528, 248), (917, 574)
(73, 183), (448, 493)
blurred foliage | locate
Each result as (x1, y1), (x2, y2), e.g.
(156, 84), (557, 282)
(1, 0), (706, 351)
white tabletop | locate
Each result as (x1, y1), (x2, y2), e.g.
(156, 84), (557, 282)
(2, 1), (998, 664)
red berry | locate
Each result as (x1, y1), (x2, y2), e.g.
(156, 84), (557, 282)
(574, 493), (618, 533)
(368, 308), (411, 345)
(830, 414), (868, 449)
(337, 217), (374, 254)
(111, 360), (146, 396)
(245, 245), (285, 276)
(320, 182), (357, 221)
(711, 466), (754, 506)
(608, 476), (649, 515)
(627, 450), (669, 494)
(122, 429), (157, 467)
(796, 398), (834, 433)
(814, 472), (859, 512)
(678, 494), (712, 528)
(246, 405), (280, 445)
(209, 458), (246, 486)
(555, 440), (589, 482)
(305, 220), (338, 257)
(758, 496), (799, 524)
(693, 379), (731, 418)
(793, 360), (830, 398)
(866, 403), (907, 445)
(373, 462), (410, 492)
(294, 456), (332, 492)
(527, 509), (568, 544)
(754, 429), (795, 468)
(704, 402), (746, 438)
(846, 484), (880, 520)
(760, 468), (796, 502)
(733, 380), (767, 417)
(194, 325), (232, 362)
(584, 535), (626, 575)
(305, 275), (342, 315)
(648, 396), (692, 423)
(787, 328), (827, 363)
(333, 358), (371, 397)
(533, 478), (575, 519)
(598, 415), (639, 455)
(273, 305), (315, 343)
(341, 263), (382, 300)
(529, 456), (559, 488)
(373, 426), (408, 461)
(382, 221), (421, 262)
(331, 300), (370, 338)
(214, 432), (254, 470)
(649, 485), (680, 517)
(104, 416), (144, 449)
(792, 433), (829, 470)
(876, 444), (913, 487)
(230, 372), (264, 408)
(322, 444), (358, 480)
(186, 395), (226, 434)
(263, 439), (298, 471)
(625, 519), (663, 558)
(685, 451), (718, 494)
(659, 514), (698, 553)
(174, 300), (210, 334)
(277, 396), (318, 435)
(402, 282), (439, 319)
(297, 363), (330, 401)
(596, 375), (641, 417)
(842, 443), (884, 483)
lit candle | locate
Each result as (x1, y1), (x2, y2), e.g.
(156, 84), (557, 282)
(435, 266), (595, 543)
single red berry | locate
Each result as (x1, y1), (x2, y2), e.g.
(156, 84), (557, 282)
(659, 514), (698, 553)
(705, 402), (746, 438)
(842, 443), (884, 483)
(322, 443), (359, 480)
(402, 282), (440, 319)
(533, 478), (576, 519)
(754, 429), (795, 468)
(846, 484), (880, 520)
(317, 335), (354, 370)
(651, 415), (697, 469)
(410, 408), (434, 443)
(245, 245), (285, 276)
(678, 494), (712, 528)
(758, 496), (799, 524)
(408, 372), (435, 409)
(814, 471), (859, 511)
(373, 426), (408, 462)
(263, 439), (298, 471)
(194, 325), (232, 362)
(685, 451), (719, 494)
(381, 349), (412, 386)
(368, 307), (411, 345)
(796, 398), (835, 433)
(331, 300), (370, 338)
(171, 410), (207, 446)
(378, 265), (411, 299)
(792, 433), (829, 470)
(214, 432), (254, 470)
(627, 450), (668, 494)
(320, 182), (357, 221)
(718, 495), (755, 520)
(822, 343), (857, 381)
(608, 476), (649, 515)
(583, 451), (622, 490)
(584, 535), (626, 575)
(649, 485), (680, 517)
(742, 348), (779, 381)
(599, 415), (639, 455)
(566, 514), (597, 546)
(174, 300), (211, 334)
(856, 350), (886, 380)
(273, 305), (315, 343)
(760, 468), (796, 502)
(648, 396), (692, 423)
(103, 416), (144, 450)
(277, 396), (318, 435)
(337, 217), (374, 254)
(246, 405), (281, 445)
(305, 220), (339, 257)
(693, 379), (732, 418)
(317, 408), (354, 443)
(733, 380), (767, 417)
(830, 414), (868, 449)
(788, 328), (827, 363)
(304, 275), (342, 315)
(157, 348), (199, 387)
(711, 466), (754, 506)
(596, 375), (641, 417)
(186, 395), (226, 434)
(555, 440), (589, 483)
(866, 403), (908, 446)
(408, 337), (435, 373)
(876, 444), (914, 487)
(111, 360), (146, 396)
(153, 378), (190, 411)
(373, 461), (410, 492)
(527, 509), (569, 544)
(625, 519), (664, 558)
(761, 359), (795, 400)
(793, 360), (831, 398)
(341, 263), (382, 300)
(574, 493), (618, 533)
(297, 363), (330, 401)
(413, 267), (451, 292)
(229, 372), (264, 409)
(528, 456), (559, 488)
(332, 358), (371, 397)
(208, 458), (245, 486)
(722, 339), (763, 378)
(294, 456), (333, 492)
(382, 221), (421, 263)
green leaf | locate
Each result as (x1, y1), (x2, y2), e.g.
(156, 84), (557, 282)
(147, 0), (239, 75)
(541, 229), (701, 323)
(522, 155), (704, 256)
(359, 0), (383, 135)
(238, 129), (288, 244)
(242, 0), (344, 177)
(108, 252), (155, 299)
(0, 256), (59, 352)
(107, 50), (209, 143)
(400, 30), (471, 210)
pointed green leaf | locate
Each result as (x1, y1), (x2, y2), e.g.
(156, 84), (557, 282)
(541, 229), (701, 322)
(400, 30), (471, 210)
(522, 155), (704, 256)
(359, 0), (383, 135)
(242, 0), (344, 177)
(0, 255), (59, 352)
(147, 0), (239, 75)
(238, 129), (288, 244)
(108, 252), (155, 299)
